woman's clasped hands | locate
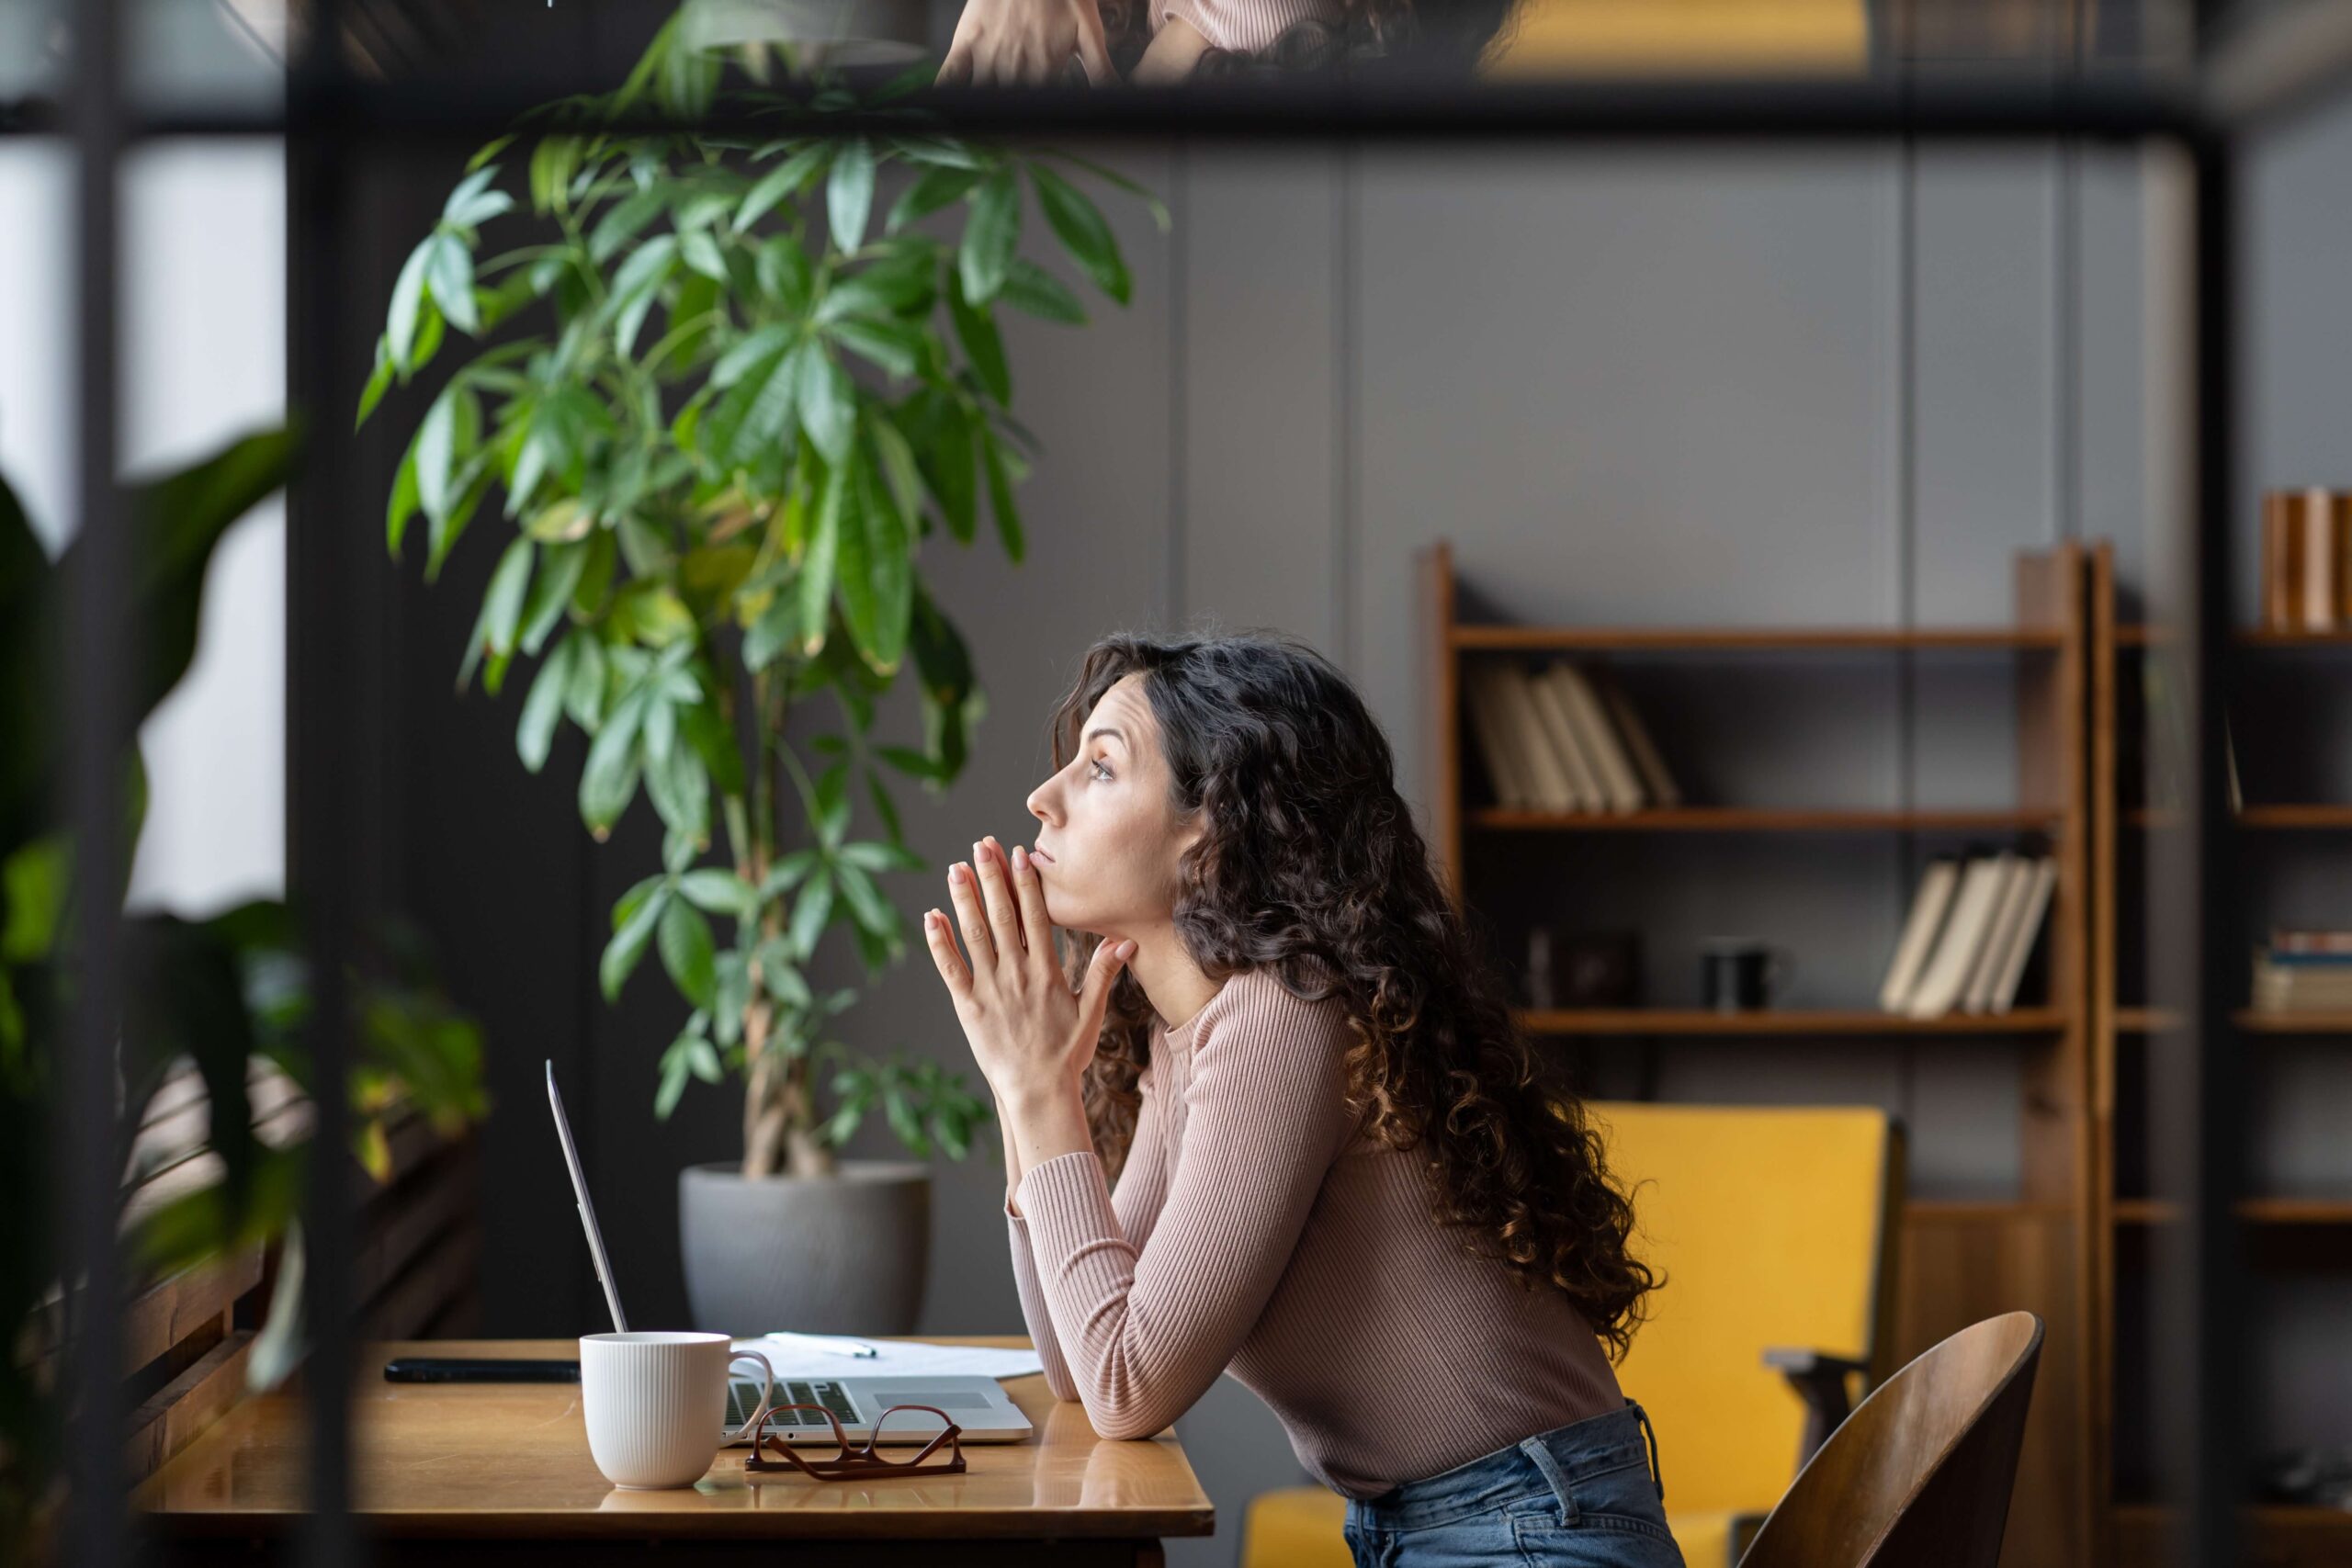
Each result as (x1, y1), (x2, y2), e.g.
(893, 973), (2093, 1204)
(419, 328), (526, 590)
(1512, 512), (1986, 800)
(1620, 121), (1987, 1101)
(935, 0), (1118, 88)
(922, 834), (1136, 1108)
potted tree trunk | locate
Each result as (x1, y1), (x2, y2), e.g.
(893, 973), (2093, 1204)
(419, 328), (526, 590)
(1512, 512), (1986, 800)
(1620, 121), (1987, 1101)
(360, 17), (1162, 1332)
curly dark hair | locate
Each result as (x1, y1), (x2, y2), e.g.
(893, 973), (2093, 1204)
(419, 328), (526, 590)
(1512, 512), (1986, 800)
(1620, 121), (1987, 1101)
(1099, 0), (1519, 78)
(1046, 628), (1658, 1360)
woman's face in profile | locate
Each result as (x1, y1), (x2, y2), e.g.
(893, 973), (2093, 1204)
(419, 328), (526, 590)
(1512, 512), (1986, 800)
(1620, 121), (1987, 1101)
(1024, 672), (1197, 940)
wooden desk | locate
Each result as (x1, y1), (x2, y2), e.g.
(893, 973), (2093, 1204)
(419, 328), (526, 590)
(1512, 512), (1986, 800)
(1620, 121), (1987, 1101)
(138, 1337), (1215, 1567)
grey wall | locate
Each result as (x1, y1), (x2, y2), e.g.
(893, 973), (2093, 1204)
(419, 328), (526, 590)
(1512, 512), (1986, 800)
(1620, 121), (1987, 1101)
(376, 118), (2352, 1562)
(811, 138), (2158, 1565)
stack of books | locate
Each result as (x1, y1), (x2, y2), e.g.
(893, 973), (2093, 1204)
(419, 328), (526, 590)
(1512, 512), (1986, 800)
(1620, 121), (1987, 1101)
(1463, 660), (1681, 813)
(2252, 931), (2352, 1014)
(1878, 849), (2058, 1017)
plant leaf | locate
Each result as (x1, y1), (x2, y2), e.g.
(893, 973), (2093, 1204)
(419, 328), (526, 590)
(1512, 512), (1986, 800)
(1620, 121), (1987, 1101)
(426, 232), (480, 335)
(980, 423), (1024, 563)
(601, 881), (669, 1000)
(795, 340), (855, 467)
(957, 171), (1019, 306)
(999, 256), (1085, 324)
(516, 637), (573, 773)
(796, 459), (845, 653)
(887, 165), (981, 234)
(947, 266), (1010, 405)
(827, 137), (876, 255)
(787, 868), (834, 959)
(736, 142), (831, 234)
(388, 238), (435, 368)
(518, 536), (587, 655)
(1030, 164), (1129, 304)
(677, 868), (755, 919)
(658, 897), (718, 1009)
(579, 685), (647, 838)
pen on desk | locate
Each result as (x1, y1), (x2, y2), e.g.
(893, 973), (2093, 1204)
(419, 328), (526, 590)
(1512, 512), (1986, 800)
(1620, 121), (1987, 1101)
(770, 1333), (878, 1358)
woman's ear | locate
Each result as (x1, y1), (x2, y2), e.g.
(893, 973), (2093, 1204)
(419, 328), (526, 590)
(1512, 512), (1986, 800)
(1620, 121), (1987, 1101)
(1173, 812), (1207, 874)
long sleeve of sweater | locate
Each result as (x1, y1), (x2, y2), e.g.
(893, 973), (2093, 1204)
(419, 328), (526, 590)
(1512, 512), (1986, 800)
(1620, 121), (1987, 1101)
(1010, 980), (1356, 1441)
(1154, 0), (1334, 54)
(1004, 1063), (1175, 1404)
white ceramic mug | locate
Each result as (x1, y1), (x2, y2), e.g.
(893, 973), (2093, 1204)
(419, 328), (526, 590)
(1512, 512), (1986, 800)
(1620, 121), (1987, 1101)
(580, 1331), (774, 1490)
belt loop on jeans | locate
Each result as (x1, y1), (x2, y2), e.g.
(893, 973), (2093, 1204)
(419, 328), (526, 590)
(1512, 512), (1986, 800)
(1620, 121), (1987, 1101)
(1626, 1398), (1665, 1503)
(1515, 1431), (1581, 1526)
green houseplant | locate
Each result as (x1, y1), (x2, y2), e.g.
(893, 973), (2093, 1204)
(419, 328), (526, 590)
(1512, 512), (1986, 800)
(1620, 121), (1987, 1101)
(358, 19), (1163, 1329)
(0, 436), (488, 1558)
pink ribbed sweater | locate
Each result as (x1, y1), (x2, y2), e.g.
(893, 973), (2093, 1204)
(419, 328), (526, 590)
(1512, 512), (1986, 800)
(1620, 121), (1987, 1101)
(1153, 0), (1339, 54)
(1004, 967), (1625, 1499)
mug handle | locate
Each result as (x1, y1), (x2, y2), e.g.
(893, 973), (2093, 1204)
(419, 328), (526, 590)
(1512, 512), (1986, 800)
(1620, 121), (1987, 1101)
(727, 1349), (775, 1438)
(1766, 949), (1797, 1001)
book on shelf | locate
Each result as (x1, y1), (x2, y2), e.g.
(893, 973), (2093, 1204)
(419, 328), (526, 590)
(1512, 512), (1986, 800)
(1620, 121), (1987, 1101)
(2251, 932), (2352, 1012)
(1981, 856), (2058, 1015)
(1545, 663), (1647, 814)
(1879, 855), (1961, 1012)
(1462, 660), (1681, 814)
(1962, 855), (2034, 1014)
(1464, 662), (1536, 808)
(1887, 849), (2055, 1018)
(1589, 664), (1684, 808)
(2273, 928), (2352, 954)
(1524, 668), (1606, 810)
(1497, 661), (1578, 810)
(1905, 852), (2016, 1019)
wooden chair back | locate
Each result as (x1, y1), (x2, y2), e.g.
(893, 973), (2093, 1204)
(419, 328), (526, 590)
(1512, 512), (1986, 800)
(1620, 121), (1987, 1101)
(1740, 1310), (2042, 1568)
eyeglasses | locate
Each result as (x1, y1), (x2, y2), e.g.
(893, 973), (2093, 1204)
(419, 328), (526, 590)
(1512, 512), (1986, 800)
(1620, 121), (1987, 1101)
(739, 1399), (967, 1482)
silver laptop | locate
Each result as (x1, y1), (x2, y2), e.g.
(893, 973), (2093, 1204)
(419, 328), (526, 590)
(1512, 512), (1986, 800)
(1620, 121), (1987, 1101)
(547, 1061), (1033, 1445)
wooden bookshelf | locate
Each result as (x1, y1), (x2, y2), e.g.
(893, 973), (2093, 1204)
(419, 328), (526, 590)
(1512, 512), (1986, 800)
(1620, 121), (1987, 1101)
(1516, 1007), (2066, 1035)
(2118, 1006), (2352, 1033)
(2113, 1197), (2352, 1225)
(2087, 545), (2352, 1568)
(2114, 1505), (2352, 1568)
(1421, 540), (2096, 1568)
(1473, 806), (2060, 832)
(2132, 803), (2352, 829)
(1453, 625), (2064, 652)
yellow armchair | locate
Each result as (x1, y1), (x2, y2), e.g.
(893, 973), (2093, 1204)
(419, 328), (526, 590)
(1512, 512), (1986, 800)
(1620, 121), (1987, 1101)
(1241, 1102), (1902, 1568)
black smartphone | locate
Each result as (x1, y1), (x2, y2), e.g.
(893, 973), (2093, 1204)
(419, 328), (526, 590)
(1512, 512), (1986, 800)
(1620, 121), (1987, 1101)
(382, 1357), (582, 1383)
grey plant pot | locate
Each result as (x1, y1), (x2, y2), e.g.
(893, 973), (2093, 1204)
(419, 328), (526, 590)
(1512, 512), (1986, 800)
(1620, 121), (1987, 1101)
(678, 1160), (931, 1337)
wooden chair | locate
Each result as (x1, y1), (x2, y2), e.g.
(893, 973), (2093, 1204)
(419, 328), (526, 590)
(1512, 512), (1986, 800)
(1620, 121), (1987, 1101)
(1740, 1310), (2043, 1568)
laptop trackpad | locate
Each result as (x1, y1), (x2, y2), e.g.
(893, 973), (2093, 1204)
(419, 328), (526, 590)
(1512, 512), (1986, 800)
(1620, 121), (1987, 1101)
(868, 1390), (998, 1414)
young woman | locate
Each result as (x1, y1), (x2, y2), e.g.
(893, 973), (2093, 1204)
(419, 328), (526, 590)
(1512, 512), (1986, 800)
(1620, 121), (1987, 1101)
(921, 631), (1684, 1568)
(933, 0), (1515, 85)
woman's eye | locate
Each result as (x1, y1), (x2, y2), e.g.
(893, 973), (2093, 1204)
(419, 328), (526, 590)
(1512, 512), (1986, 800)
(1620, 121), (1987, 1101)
(1090, 758), (1114, 782)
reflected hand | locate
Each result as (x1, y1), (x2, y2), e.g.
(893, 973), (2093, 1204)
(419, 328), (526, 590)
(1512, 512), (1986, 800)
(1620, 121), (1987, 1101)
(936, 0), (1118, 87)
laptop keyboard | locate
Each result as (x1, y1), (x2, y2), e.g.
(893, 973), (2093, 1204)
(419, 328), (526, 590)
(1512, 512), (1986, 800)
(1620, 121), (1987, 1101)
(729, 1378), (857, 1428)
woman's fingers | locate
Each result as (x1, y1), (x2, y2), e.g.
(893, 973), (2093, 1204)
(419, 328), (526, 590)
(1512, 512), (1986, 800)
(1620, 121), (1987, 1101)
(935, 39), (974, 85)
(922, 908), (971, 998)
(1009, 844), (1056, 975)
(1076, 21), (1116, 86)
(1075, 936), (1136, 1040)
(945, 858), (996, 974)
(974, 837), (1025, 957)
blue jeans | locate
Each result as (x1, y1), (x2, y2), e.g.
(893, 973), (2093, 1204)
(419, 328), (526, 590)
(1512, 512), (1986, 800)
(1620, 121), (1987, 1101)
(1341, 1401), (1687, 1568)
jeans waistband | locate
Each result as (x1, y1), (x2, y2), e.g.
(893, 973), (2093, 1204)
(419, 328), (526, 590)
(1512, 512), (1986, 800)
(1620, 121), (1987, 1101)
(1350, 1401), (1664, 1532)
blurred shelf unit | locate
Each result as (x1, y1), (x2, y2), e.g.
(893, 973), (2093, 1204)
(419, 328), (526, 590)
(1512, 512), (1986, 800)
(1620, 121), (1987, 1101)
(1419, 539), (2099, 1568)
(1513, 1007), (2066, 1036)
(2086, 543), (2352, 1567)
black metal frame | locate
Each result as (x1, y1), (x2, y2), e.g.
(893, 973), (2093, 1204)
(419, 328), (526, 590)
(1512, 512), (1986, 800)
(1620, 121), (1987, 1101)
(37, 0), (2342, 1561)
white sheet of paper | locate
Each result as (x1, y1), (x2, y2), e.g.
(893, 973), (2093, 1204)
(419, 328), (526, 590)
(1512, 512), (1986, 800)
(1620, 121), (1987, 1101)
(727, 1334), (1046, 1382)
